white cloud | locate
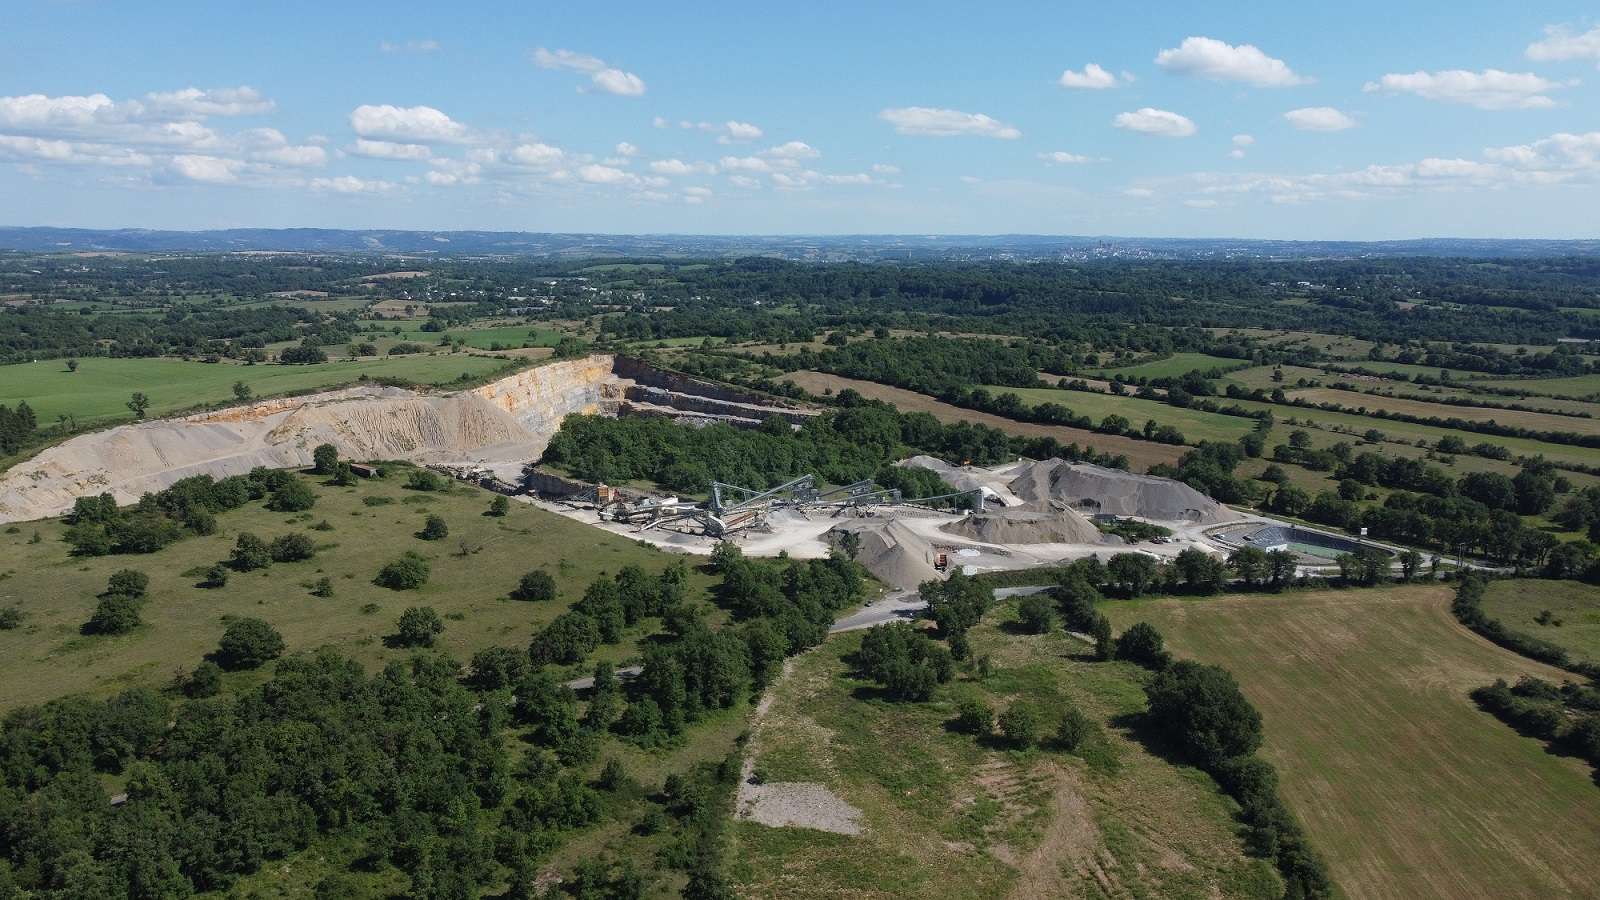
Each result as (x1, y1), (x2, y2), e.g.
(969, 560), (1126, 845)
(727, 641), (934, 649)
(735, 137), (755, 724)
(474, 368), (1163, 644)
(170, 154), (243, 183)
(614, 141), (639, 156)
(722, 120), (763, 142)
(532, 47), (646, 96)
(649, 158), (714, 176)
(1363, 69), (1568, 110)
(1233, 134), (1255, 147)
(507, 142), (565, 168)
(728, 174), (761, 189)
(878, 106), (1021, 139)
(718, 155), (770, 173)
(1058, 63), (1119, 89)
(763, 140), (819, 159)
(577, 163), (632, 184)
(871, 163), (900, 175)
(253, 144), (326, 167)
(652, 116), (669, 129)
(682, 185), (713, 204)
(1112, 107), (1196, 137)
(1155, 37), (1308, 86)
(309, 175), (397, 194)
(142, 86), (274, 118)
(1284, 106), (1356, 131)
(349, 138), (431, 160)
(0, 134), (151, 167)
(1123, 187), (1155, 198)
(379, 38), (440, 54)
(821, 172), (872, 185)
(1415, 157), (1499, 178)
(1183, 198), (1219, 208)
(349, 104), (469, 143)
(1527, 24), (1600, 65)
(1038, 151), (1091, 164)
(1485, 131), (1600, 171)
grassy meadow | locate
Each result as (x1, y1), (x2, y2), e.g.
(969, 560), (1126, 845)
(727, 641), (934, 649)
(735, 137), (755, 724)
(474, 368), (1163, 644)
(729, 604), (1280, 900)
(1481, 579), (1600, 667)
(0, 354), (512, 425)
(0, 470), (715, 713)
(1103, 585), (1600, 900)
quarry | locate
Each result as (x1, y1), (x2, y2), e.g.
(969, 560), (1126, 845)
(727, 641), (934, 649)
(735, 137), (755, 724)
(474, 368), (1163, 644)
(0, 353), (1370, 592)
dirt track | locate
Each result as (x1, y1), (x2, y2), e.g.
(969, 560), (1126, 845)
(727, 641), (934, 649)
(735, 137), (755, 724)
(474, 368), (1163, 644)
(780, 372), (1184, 471)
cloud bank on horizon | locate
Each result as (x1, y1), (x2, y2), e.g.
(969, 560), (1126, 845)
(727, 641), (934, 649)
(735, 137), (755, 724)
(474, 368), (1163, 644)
(1, 0), (1597, 239)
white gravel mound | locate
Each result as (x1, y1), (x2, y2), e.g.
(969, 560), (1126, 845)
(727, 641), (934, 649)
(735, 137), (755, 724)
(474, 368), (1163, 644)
(941, 506), (1105, 545)
(898, 455), (1025, 506)
(1008, 459), (1236, 524)
(828, 518), (943, 591)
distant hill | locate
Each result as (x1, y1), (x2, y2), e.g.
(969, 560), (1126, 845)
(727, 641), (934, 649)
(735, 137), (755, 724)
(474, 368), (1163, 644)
(1, 226), (1596, 260)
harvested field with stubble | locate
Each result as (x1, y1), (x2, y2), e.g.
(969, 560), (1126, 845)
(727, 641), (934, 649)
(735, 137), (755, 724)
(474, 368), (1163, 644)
(1104, 585), (1600, 900)
(727, 611), (1282, 900)
(779, 371), (1184, 471)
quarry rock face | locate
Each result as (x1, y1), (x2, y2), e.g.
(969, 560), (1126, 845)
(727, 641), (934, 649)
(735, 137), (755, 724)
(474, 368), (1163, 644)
(0, 355), (625, 523)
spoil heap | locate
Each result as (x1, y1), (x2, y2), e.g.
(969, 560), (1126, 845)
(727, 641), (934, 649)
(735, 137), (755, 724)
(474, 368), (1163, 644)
(1007, 459), (1236, 524)
(940, 506), (1105, 545)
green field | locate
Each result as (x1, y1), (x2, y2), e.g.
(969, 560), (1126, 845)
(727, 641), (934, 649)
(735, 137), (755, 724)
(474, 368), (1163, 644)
(358, 323), (566, 352)
(1091, 352), (1247, 380)
(729, 603), (1278, 900)
(1223, 397), (1600, 470)
(1287, 387), (1600, 437)
(1464, 373), (1600, 399)
(1481, 579), (1600, 666)
(0, 354), (513, 425)
(1104, 585), (1600, 900)
(0, 471), (715, 712)
(981, 385), (1257, 444)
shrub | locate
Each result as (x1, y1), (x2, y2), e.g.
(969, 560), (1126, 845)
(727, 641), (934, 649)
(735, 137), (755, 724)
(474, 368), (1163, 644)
(269, 532), (316, 562)
(202, 563), (229, 588)
(311, 577), (334, 598)
(513, 569), (557, 602)
(488, 495), (510, 517)
(105, 569), (149, 599)
(468, 646), (528, 691)
(1017, 594), (1055, 634)
(216, 618), (285, 670)
(88, 594), (142, 635)
(998, 704), (1041, 749)
(419, 515), (449, 541)
(267, 477), (317, 512)
(405, 469), (447, 492)
(954, 697), (993, 735)
(1144, 660), (1263, 768)
(0, 607), (22, 630)
(229, 533), (272, 571)
(395, 606), (443, 647)
(311, 443), (339, 475)
(184, 660), (222, 698)
(1115, 622), (1170, 669)
(1055, 706), (1091, 751)
(375, 552), (431, 590)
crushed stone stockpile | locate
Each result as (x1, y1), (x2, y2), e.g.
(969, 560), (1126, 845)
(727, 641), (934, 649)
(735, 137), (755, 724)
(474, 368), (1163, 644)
(898, 455), (1025, 506)
(0, 355), (622, 524)
(829, 518), (943, 591)
(940, 506), (1105, 545)
(1008, 459), (1237, 524)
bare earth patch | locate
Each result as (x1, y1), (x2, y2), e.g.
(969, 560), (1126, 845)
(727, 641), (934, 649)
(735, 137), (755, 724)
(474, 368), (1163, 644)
(736, 658), (866, 836)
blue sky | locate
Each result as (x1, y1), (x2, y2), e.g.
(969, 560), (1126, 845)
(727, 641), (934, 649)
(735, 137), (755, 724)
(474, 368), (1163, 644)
(1, 0), (1597, 238)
